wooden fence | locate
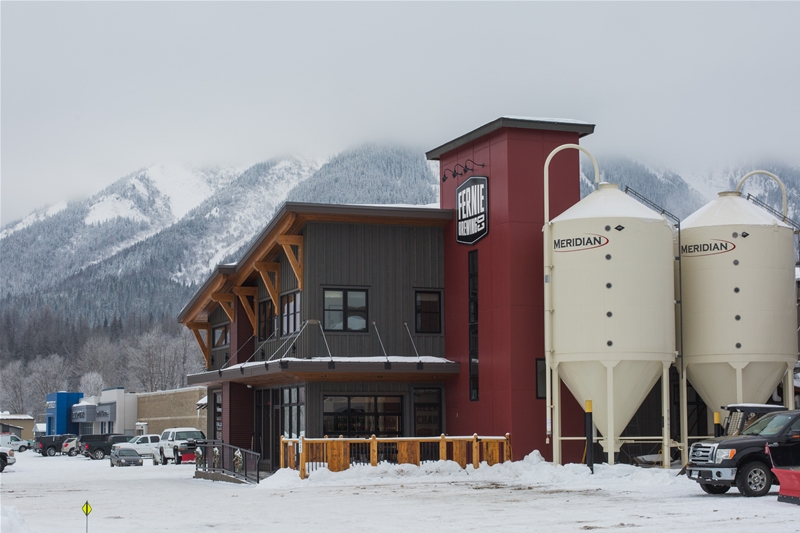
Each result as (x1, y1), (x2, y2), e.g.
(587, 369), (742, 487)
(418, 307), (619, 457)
(280, 434), (512, 479)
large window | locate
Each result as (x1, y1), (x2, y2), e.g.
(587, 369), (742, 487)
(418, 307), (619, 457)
(258, 300), (276, 341)
(281, 292), (301, 336)
(415, 291), (441, 334)
(282, 386), (306, 440)
(212, 324), (230, 348)
(323, 289), (368, 332)
(468, 250), (479, 401)
(323, 395), (402, 438)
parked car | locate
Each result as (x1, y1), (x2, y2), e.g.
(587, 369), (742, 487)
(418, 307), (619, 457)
(157, 428), (205, 465)
(82, 434), (130, 460)
(686, 408), (800, 496)
(35, 434), (77, 456)
(62, 437), (79, 456)
(112, 434), (160, 458)
(109, 448), (143, 467)
(0, 446), (16, 472)
(0, 434), (33, 452)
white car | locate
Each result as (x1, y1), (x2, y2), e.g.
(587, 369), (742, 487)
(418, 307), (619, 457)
(112, 434), (161, 458)
(0, 446), (16, 472)
(0, 434), (32, 453)
(62, 437), (79, 456)
(156, 428), (205, 465)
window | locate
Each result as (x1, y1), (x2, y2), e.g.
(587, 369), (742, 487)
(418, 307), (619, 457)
(323, 289), (368, 332)
(415, 291), (441, 333)
(281, 292), (301, 336)
(536, 358), (547, 399)
(212, 324), (230, 348)
(258, 300), (276, 341)
(468, 250), (479, 401)
(282, 386), (306, 439)
(414, 389), (442, 437)
(323, 395), (402, 438)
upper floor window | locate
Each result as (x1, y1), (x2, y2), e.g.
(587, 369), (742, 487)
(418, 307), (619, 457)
(323, 289), (368, 332)
(281, 292), (301, 336)
(415, 291), (441, 334)
(258, 300), (276, 341)
(212, 324), (230, 348)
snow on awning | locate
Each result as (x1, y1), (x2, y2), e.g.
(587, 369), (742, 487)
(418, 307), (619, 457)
(196, 395), (208, 410)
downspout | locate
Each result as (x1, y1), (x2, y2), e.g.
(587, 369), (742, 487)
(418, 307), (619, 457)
(543, 144), (600, 465)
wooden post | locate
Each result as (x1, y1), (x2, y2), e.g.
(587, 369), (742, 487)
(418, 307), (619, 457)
(299, 436), (307, 479)
(439, 434), (447, 461)
(504, 433), (513, 463)
(484, 442), (499, 466)
(280, 436), (284, 469)
(452, 440), (467, 468)
(287, 443), (296, 470)
(472, 434), (479, 469)
(370, 435), (378, 466)
(398, 441), (420, 466)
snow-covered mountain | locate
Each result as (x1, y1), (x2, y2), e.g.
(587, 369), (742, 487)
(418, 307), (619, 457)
(0, 146), (436, 327)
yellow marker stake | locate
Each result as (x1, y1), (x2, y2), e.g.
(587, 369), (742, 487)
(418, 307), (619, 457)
(82, 500), (92, 533)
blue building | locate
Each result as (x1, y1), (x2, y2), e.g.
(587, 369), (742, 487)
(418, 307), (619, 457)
(45, 392), (83, 435)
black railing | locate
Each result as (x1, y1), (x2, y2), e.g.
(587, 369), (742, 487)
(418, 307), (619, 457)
(195, 440), (260, 484)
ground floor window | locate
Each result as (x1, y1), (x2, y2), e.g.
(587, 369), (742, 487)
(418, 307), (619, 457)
(323, 395), (402, 438)
(413, 389), (442, 437)
(213, 392), (223, 440)
(79, 423), (92, 435)
(282, 386), (306, 439)
(254, 385), (306, 470)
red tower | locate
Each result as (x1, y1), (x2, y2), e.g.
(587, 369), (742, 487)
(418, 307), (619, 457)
(427, 117), (594, 462)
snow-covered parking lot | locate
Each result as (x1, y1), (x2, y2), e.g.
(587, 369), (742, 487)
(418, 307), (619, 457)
(1, 449), (798, 532)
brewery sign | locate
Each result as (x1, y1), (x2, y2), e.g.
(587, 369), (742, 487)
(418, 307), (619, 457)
(456, 176), (489, 245)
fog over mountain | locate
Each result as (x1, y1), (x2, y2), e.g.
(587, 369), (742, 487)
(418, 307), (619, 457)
(1, 144), (798, 369)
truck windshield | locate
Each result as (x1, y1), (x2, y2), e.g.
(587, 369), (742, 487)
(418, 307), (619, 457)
(176, 431), (204, 440)
(740, 413), (794, 437)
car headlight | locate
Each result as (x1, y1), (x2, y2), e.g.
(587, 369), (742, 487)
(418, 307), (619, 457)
(715, 448), (736, 463)
(9, 450), (14, 457)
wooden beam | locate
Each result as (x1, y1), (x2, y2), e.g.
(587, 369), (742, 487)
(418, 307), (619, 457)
(211, 292), (235, 322)
(254, 262), (280, 305)
(233, 286), (258, 332)
(277, 235), (303, 291)
(187, 321), (211, 368)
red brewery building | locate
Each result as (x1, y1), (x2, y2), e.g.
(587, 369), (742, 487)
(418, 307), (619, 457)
(180, 117), (593, 469)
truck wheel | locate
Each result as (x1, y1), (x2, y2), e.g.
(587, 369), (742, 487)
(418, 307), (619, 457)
(46, 446), (56, 457)
(68, 449), (77, 457)
(110, 460), (114, 467)
(736, 462), (772, 497)
(93, 449), (105, 460)
(175, 448), (181, 465)
(18, 446), (27, 452)
(160, 450), (168, 465)
(0, 458), (6, 472)
(700, 483), (730, 495)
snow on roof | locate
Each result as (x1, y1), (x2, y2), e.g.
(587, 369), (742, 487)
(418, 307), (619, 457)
(500, 115), (593, 125)
(196, 395), (208, 406)
(0, 414), (34, 420)
(189, 356), (456, 377)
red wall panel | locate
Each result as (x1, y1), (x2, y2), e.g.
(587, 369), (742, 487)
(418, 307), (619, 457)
(441, 126), (585, 463)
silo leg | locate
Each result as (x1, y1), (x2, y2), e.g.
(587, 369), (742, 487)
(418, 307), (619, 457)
(552, 364), (562, 465)
(679, 364), (688, 465)
(661, 362), (671, 468)
(786, 363), (796, 410)
(605, 361), (616, 466)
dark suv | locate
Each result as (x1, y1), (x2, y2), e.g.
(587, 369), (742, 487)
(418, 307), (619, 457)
(687, 408), (800, 496)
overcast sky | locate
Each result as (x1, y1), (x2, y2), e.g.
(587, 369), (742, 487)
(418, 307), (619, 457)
(2, 2), (799, 226)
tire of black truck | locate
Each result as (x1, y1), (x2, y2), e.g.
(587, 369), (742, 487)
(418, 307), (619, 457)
(736, 462), (772, 497)
(46, 447), (56, 457)
(700, 483), (730, 495)
(0, 457), (6, 472)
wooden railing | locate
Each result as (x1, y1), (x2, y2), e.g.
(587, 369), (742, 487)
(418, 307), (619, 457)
(280, 434), (512, 479)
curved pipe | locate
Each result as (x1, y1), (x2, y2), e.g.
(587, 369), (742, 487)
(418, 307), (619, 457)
(542, 144), (600, 460)
(735, 170), (788, 218)
(544, 144), (600, 224)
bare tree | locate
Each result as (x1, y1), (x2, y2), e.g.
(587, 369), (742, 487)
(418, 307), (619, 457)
(27, 354), (72, 416)
(0, 360), (29, 414)
(79, 371), (105, 397)
(76, 336), (127, 388)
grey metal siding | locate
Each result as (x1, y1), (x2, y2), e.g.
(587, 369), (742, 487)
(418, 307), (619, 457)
(303, 222), (445, 360)
(209, 306), (230, 370)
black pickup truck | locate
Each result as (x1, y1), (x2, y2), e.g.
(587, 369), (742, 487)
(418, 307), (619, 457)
(80, 434), (130, 460)
(35, 434), (77, 456)
(686, 407), (800, 496)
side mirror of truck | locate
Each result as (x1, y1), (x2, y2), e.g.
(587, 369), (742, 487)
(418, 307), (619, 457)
(783, 429), (800, 442)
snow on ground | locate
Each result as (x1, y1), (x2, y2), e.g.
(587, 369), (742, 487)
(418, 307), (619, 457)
(2, 450), (798, 532)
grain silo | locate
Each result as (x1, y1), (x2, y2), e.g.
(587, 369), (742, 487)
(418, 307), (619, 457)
(680, 171), (798, 417)
(545, 174), (676, 465)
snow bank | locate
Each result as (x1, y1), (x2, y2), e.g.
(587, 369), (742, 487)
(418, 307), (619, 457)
(0, 505), (34, 533)
(259, 450), (684, 491)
